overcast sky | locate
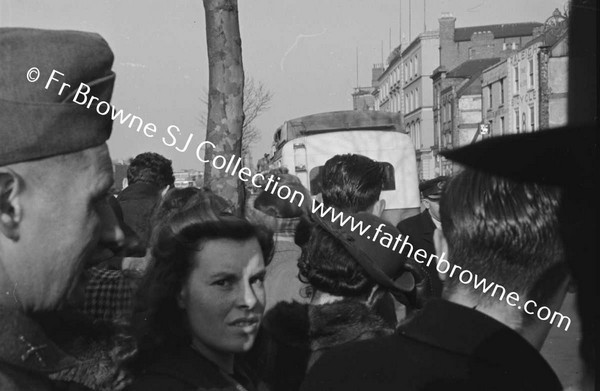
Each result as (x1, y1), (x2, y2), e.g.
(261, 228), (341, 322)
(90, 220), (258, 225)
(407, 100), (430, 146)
(3, 0), (567, 170)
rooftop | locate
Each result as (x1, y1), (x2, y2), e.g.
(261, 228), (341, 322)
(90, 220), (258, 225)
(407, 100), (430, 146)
(447, 58), (502, 78)
(454, 22), (543, 42)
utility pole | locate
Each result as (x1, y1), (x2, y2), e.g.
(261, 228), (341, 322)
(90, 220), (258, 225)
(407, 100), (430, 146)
(424, 0), (427, 32)
(356, 47), (359, 87)
(399, 0), (402, 44)
(408, 0), (412, 42)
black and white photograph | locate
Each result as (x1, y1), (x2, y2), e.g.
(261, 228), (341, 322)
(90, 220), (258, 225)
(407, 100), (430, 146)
(0, 0), (596, 390)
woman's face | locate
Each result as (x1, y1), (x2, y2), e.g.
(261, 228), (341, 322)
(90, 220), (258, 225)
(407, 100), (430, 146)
(178, 237), (266, 358)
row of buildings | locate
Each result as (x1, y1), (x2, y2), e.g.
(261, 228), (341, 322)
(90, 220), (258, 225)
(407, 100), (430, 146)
(352, 9), (569, 179)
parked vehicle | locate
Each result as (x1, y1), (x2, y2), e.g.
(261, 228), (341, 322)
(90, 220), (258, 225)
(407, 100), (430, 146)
(265, 110), (421, 224)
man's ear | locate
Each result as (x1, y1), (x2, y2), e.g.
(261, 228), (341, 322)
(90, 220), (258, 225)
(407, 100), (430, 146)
(0, 168), (23, 241)
(371, 199), (386, 217)
(433, 228), (448, 282)
(422, 199), (430, 210)
(177, 285), (188, 309)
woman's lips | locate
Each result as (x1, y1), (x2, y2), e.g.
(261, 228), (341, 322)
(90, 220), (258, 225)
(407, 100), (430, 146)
(229, 317), (260, 332)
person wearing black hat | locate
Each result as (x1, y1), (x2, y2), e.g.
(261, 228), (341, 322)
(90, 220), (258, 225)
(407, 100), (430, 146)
(395, 176), (448, 303)
(0, 28), (124, 390)
(247, 211), (414, 391)
(301, 169), (568, 391)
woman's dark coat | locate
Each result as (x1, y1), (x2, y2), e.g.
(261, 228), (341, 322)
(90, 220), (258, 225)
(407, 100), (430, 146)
(247, 299), (395, 391)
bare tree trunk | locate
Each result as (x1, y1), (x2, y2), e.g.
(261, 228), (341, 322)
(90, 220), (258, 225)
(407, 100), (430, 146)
(203, 0), (245, 211)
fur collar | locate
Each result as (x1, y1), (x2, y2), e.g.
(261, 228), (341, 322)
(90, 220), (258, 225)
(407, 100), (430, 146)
(262, 299), (394, 352)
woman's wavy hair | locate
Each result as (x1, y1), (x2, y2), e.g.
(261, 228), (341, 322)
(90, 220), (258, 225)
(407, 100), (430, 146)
(129, 188), (273, 371)
(298, 224), (375, 297)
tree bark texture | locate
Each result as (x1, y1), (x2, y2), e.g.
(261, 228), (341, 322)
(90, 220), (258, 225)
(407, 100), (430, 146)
(203, 0), (245, 211)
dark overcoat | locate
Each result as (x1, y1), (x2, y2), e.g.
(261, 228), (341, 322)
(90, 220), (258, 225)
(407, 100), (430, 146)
(301, 299), (562, 391)
(396, 210), (443, 298)
(247, 299), (395, 391)
(126, 346), (264, 391)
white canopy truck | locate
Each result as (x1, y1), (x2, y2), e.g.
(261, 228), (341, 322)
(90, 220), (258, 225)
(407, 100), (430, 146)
(268, 110), (421, 225)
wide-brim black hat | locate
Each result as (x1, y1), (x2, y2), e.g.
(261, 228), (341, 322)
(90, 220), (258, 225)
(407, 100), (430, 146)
(311, 208), (415, 294)
(441, 125), (598, 190)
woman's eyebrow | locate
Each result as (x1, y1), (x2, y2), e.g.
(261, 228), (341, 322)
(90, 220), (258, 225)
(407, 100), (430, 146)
(208, 271), (238, 280)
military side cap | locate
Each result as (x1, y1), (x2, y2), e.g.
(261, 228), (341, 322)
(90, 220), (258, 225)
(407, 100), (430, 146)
(441, 125), (598, 190)
(0, 28), (115, 166)
(311, 209), (415, 295)
(419, 176), (449, 200)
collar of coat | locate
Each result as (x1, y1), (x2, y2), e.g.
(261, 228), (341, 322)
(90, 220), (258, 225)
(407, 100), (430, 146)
(0, 306), (77, 374)
(262, 299), (395, 352)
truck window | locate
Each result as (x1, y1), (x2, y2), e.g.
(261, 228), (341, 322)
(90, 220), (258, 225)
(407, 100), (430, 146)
(309, 163), (396, 195)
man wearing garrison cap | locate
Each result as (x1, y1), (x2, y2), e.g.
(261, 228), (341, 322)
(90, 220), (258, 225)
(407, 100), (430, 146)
(395, 176), (449, 302)
(0, 28), (124, 390)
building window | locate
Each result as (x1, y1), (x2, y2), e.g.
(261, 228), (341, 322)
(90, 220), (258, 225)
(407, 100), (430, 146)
(515, 109), (520, 133)
(416, 121), (421, 148)
(500, 116), (505, 135)
(500, 79), (505, 105)
(528, 59), (534, 88)
(404, 63), (409, 83)
(415, 88), (419, 109)
(513, 65), (519, 94)
(441, 102), (445, 122)
(488, 86), (493, 109)
(529, 105), (535, 131)
(414, 55), (418, 76)
(405, 93), (409, 112)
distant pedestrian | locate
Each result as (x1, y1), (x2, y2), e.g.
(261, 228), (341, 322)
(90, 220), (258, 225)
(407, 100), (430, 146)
(396, 176), (449, 305)
(118, 152), (175, 247)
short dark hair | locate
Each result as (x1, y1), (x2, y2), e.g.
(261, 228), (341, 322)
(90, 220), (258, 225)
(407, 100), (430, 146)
(298, 224), (375, 297)
(130, 192), (273, 371)
(440, 168), (565, 305)
(127, 152), (175, 188)
(253, 174), (310, 218)
(321, 154), (384, 213)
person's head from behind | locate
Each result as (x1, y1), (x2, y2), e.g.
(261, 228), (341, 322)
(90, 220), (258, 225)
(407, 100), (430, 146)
(298, 225), (376, 300)
(298, 212), (412, 306)
(321, 154), (385, 215)
(435, 168), (568, 337)
(252, 173), (310, 237)
(127, 152), (175, 192)
(139, 193), (273, 368)
(0, 28), (123, 311)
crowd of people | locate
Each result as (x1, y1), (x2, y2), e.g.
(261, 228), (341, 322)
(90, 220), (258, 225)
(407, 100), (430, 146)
(0, 21), (596, 391)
